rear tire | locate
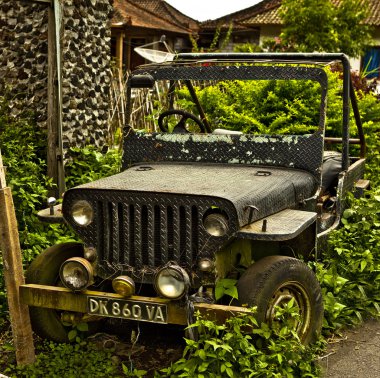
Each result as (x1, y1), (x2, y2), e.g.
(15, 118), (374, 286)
(26, 242), (92, 343)
(237, 255), (323, 344)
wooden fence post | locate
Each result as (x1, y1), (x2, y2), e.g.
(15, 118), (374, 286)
(0, 150), (35, 365)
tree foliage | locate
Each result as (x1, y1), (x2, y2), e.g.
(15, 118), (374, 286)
(279, 0), (373, 57)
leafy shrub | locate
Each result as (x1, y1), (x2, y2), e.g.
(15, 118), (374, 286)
(0, 94), (72, 316)
(65, 146), (121, 189)
(0, 94), (121, 318)
(319, 189), (380, 331)
(4, 341), (120, 378)
(177, 69), (348, 137)
(159, 308), (322, 378)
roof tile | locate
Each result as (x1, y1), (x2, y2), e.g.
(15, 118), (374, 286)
(200, 0), (380, 28)
(112, 0), (199, 34)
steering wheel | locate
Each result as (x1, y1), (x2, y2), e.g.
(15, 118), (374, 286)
(158, 109), (206, 133)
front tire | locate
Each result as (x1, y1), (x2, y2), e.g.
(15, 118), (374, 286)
(237, 256), (323, 344)
(26, 242), (86, 342)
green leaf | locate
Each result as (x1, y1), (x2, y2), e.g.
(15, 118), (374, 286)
(198, 349), (206, 360)
(360, 260), (367, 272)
(76, 322), (89, 332)
(343, 209), (355, 218)
(215, 286), (225, 301)
(226, 366), (234, 378)
(68, 329), (77, 341)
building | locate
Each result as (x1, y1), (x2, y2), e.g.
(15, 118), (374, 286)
(111, 0), (199, 71)
(198, 0), (380, 76)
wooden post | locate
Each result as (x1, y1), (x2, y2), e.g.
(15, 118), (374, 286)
(115, 31), (124, 75)
(47, 0), (65, 198)
(47, 3), (59, 198)
(0, 150), (35, 365)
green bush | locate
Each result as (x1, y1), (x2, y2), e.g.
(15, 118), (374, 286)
(159, 308), (322, 378)
(0, 94), (67, 317)
(318, 189), (380, 331)
(177, 69), (347, 136)
(0, 94), (121, 319)
(65, 146), (121, 189)
(4, 341), (120, 378)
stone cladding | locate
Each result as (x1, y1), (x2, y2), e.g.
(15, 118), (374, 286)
(0, 0), (113, 149)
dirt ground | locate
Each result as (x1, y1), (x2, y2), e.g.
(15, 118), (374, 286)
(320, 319), (380, 378)
(90, 321), (185, 375)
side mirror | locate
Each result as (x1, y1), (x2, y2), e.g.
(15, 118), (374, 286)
(129, 74), (155, 89)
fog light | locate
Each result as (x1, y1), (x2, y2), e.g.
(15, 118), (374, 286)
(203, 213), (229, 236)
(59, 257), (94, 291)
(198, 258), (214, 272)
(154, 266), (190, 299)
(112, 276), (135, 297)
(84, 246), (97, 262)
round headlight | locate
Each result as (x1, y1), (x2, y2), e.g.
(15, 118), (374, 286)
(59, 257), (94, 291)
(112, 276), (135, 297)
(71, 200), (93, 226)
(203, 213), (229, 237)
(154, 266), (190, 299)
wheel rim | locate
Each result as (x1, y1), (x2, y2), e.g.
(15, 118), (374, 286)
(266, 281), (311, 342)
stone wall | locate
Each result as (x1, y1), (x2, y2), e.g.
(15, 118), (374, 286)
(0, 0), (113, 150)
(0, 1), (49, 127)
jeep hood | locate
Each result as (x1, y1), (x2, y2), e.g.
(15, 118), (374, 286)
(72, 162), (317, 226)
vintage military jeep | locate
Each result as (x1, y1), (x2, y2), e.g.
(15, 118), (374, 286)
(21, 53), (367, 345)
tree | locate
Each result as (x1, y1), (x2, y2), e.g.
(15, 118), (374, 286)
(279, 0), (372, 57)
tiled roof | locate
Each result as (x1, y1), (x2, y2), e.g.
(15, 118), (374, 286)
(201, 0), (380, 28)
(200, 0), (281, 29)
(112, 0), (198, 34)
(128, 0), (199, 30)
(364, 0), (380, 26)
(243, 5), (281, 25)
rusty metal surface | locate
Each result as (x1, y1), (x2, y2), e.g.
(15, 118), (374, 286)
(20, 284), (251, 326)
(64, 163), (317, 280)
(133, 65), (328, 88)
(63, 186), (237, 281)
(37, 204), (64, 223)
(124, 63), (328, 180)
(122, 132), (325, 182)
(238, 209), (317, 241)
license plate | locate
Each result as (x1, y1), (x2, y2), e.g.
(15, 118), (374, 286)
(87, 296), (168, 324)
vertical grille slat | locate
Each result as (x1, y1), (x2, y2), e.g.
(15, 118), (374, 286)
(103, 201), (111, 262)
(160, 206), (168, 264)
(97, 200), (105, 261)
(154, 205), (161, 266)
(147, 205), (155, 266)
(134, 204), (142, 267)
(128, 204), (135, 266)
(111, 203), (119, 264)
(172, 206), (180, 262)
(122, 204), (130, 265)
(141, 205), (149, 265)
(191, 205), (199, 261)
(167, 206), (174, 261)
(185, 206), (193, 265)
(179, 206), (187, 265)
(118, 203), (125, 264)
(96, 195), (205, 271)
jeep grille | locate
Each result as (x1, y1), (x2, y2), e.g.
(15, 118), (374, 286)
(63, 190), (237, 280)
(97, 200), (200, 268)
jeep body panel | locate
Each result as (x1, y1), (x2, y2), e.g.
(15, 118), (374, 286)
(25, 53), (367, 339)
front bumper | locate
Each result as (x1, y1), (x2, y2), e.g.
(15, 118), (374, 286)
(20, 284), (250, 325)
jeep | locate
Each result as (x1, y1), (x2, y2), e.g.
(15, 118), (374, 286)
(21, 53), (367, 345)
